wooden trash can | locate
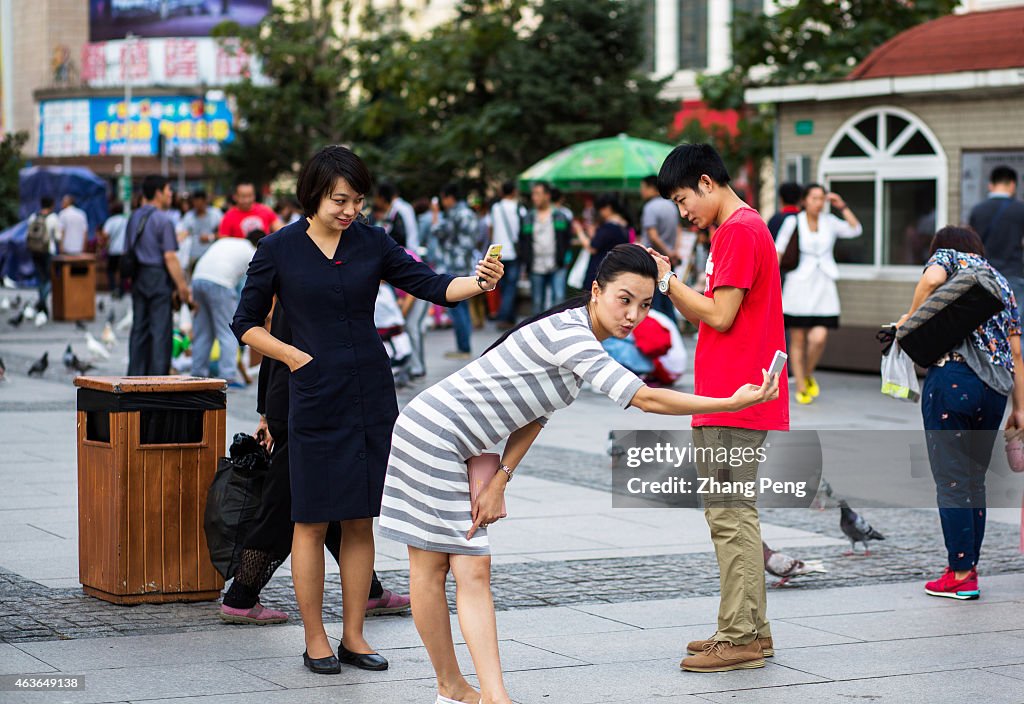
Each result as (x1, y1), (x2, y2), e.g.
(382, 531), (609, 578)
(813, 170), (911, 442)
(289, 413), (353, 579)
(73, 376), (227, 604)
(52, 254), (96, 321)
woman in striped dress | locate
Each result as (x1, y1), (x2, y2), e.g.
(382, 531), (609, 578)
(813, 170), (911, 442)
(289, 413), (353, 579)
(377, 244), (778, 704)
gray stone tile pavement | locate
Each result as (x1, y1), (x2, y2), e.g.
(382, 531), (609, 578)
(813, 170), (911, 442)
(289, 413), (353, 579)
(1, 290), (1023, 702)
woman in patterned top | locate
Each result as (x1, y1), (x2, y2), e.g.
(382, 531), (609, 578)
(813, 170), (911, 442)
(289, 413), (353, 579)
(897, 226), (1024, 601)
(379, 244), (779, 704)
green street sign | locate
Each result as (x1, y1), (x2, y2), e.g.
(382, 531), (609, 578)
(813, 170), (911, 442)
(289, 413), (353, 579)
(118, 176), (132, 205)
(795, 120), (814, 136)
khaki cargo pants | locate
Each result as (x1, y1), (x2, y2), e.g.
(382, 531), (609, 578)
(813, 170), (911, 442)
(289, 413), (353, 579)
(691, 426), (771, 645)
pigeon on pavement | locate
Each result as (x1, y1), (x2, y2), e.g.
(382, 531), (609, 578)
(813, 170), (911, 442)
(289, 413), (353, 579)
(28, 352), (48, 377)
(85, 331), (110, 360)
(763, 541), (827, 587)
(839, 500), (885, 556)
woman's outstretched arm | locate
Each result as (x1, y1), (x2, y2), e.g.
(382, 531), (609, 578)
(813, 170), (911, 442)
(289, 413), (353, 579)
(630, 370), (778, 416)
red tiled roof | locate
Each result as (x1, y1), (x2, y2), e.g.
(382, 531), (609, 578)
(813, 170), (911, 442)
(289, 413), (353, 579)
(848, 7), (1024, 80)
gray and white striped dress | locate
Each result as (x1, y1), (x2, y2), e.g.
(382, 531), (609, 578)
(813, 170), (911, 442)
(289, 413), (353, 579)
(378, 306), (645, 555)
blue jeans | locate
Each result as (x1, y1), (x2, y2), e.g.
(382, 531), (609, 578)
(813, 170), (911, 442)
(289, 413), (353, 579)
(450, 300), (471, 353)
(497, 259), (521, 323)
(31, 252), (51, 311)
(191, 278), (240, 382)
(530, 268), (567, 315)
(922, 361), (1007, 571)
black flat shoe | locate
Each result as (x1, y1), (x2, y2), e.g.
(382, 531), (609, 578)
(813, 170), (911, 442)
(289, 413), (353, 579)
(303, 650), (341, 674)
(338, 641), (389, 671)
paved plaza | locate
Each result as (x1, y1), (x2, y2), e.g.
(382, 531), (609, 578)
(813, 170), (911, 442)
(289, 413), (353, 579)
(1, 291), (1023, 703)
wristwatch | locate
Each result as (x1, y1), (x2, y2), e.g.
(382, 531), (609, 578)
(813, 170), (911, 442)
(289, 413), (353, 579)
(499, 464), (515, 481)
(658, 270), (677, 294)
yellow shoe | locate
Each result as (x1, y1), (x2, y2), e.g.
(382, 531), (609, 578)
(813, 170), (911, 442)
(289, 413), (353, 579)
(796, 389), (813, 405)
(805, 376), (820, 398)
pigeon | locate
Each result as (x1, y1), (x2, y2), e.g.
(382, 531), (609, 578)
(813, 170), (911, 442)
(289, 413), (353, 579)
(0, 297), (8, 311)
(98, 299), (105, 314)
(107, 310), (116, 325)
(63, 344), (75, 370)
(0, 357), (6, 381)
(75, 320), (87, 331)
(69, 355), (95, 375)
(33, 309), (47, 327)
(763, 541), (827, 587)
(85, 331), (110, 360)
(839, 500), (885, 555)
(27, 352), (48, 377)
(810, 478), (840, 511)
(12, 294), (21, 309)
(7, 310), (24, 327)
(115, 309), (133, 333)
(100, 322), (117, 349)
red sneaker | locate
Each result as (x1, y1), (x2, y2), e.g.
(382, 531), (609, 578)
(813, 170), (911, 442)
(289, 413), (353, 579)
(925, 567), (980, 600)
(365, 589), (411, 616)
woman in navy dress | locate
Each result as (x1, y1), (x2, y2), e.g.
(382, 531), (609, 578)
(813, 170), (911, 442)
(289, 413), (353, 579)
(231, 146), (503, 674)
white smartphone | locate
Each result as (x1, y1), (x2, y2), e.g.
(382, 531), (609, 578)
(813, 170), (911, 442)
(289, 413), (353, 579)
(768, 350), (788, 378)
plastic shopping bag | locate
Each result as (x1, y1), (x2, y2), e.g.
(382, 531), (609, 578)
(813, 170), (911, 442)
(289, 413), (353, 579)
(880, 341), (920, 402)
(567, 249), (591, 290)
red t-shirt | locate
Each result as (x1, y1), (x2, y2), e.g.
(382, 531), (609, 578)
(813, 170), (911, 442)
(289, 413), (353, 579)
(219, 203), (278, 238)
(692, 206), (790, 431)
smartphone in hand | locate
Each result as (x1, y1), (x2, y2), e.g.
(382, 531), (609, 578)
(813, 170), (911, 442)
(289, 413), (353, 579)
(768, 350), (788, 379)
(477, 244), (502, 283)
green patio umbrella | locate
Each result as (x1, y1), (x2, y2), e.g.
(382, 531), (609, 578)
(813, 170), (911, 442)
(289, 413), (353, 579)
(518, 133), (675, 193)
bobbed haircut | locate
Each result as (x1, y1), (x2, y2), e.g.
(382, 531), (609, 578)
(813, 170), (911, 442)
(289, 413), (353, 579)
(990, 165), (1018, 186)
(930, 226), (985, 258)
(484, 244), (657, 354)
(296, 145), (373, 218)
(142, 175), (170, 200)
(657, 143), (730, 199)
(778, 182), (802, 205)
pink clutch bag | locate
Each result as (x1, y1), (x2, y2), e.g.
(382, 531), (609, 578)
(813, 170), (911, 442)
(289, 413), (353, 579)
(467, 452), (507, 518)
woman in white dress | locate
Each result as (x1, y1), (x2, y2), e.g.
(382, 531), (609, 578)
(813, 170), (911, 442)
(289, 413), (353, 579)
(775, 184), (862, 404)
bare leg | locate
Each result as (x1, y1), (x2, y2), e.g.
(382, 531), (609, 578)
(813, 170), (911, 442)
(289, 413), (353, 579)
(450, 554), (511, 704)
(292, 522), (332, 658)
(409, 547), (478, 702)
(788, 327), (807, 394)
(806, 326), (829, 378)
(339, 518), (376, 653)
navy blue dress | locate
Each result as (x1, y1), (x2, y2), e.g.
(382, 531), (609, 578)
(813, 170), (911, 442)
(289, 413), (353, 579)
(232, 219), (455, 522)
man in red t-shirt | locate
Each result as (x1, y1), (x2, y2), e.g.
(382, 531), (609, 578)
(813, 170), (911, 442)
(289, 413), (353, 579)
(219, 181), (285, 239)
(651, 144), (789, 673)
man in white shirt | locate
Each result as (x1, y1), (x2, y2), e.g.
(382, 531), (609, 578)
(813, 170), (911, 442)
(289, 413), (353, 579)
(376, 183), (420, 253)
(177, 189), (224, 270)
(489, 181), (526, 328)
(57, 195), (89, 254)
(190, 228), (263, 387)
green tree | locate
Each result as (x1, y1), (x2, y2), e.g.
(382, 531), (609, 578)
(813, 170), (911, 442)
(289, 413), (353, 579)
(218, 0), (674, 196)
(692, 0), (958, 180)
(0, 132), (29, 229)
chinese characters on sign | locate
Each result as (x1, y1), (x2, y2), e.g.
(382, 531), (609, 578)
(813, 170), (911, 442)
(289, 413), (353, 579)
(78, 37), (262, 88)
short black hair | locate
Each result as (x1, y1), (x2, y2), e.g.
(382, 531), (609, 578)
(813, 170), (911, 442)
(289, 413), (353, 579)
(501, 181), (517, 197)
(641, 175), (659, 189)
(296, 145), (373, 218)
(441, 183), (461, 201)
(550, 187), (563, 202)
(595, 194), (622, 214)
(109, 201), (124, 215)
(246, 229), (267, 247)
(778, 182), (802, 205)
(377, 182), (397, 202)
(531, 181), (552, 195)
(234, 179), (255, 192)
(142, 175), (170, 200)
(990, 166), (1018, 186)
(192, 189), (208, 201)
(931, 226), (984, 257)
(40, 196), (54, 209)
(657, 143), (731, 198)
(802, 182), (825, 200)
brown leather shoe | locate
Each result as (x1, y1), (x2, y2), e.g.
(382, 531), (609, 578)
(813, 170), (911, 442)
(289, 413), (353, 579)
(687, 635), (773, 657)
(680, 640), (766, 672)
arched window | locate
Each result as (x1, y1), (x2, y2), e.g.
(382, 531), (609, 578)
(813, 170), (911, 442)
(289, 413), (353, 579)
(818, 107), (946, 268)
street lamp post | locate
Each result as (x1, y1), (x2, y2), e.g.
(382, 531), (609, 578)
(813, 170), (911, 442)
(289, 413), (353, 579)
(121, 32), (135, 215)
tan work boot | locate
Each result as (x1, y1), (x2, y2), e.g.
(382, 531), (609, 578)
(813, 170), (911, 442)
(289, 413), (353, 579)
(686, 635), (774, 657)
(680, 640), (766, 672)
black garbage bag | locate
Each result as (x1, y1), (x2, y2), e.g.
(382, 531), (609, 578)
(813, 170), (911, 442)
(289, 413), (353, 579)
(204, 433), (271, 580)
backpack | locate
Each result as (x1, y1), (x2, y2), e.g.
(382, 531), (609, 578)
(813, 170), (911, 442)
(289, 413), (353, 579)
(26, 213), (50, 254)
